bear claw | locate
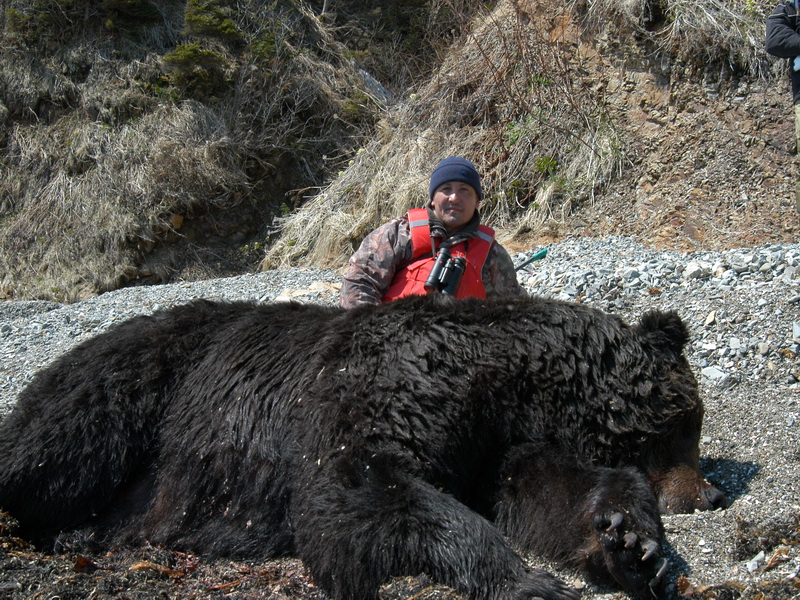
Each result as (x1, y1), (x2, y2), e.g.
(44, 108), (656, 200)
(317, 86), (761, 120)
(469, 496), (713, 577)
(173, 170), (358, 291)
(652, 557), (669, 581)
(589, 508), (667, 597)
(642, 539), (659, 561)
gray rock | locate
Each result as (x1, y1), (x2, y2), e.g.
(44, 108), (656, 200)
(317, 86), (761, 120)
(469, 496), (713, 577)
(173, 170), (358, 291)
(701, 366), (727, 379)
(1, 236), (799, 598)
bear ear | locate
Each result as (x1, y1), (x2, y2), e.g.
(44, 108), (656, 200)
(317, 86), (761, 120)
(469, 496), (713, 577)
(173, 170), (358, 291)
(636, 310), (690, 354)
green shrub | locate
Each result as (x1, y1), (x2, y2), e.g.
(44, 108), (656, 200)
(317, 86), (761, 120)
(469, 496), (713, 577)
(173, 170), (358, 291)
(535, 156), (558, 178)
(3, 0), (168, 45)
(184, 0), (244, 44)
(340, 90), (373, 123)
(5, 8), (33, 34)
(163, 42), (229, 99)
(251, 35), (277, 63)
(3, 0), (78, 42)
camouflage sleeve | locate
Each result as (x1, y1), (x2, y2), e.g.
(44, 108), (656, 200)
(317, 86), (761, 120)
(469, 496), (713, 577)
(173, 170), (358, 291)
(339, 217), (413, 309)
(482, 241), (526, 298)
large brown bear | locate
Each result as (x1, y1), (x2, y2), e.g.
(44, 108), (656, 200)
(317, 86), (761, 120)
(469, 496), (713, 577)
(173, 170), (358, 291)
(0, 294), (726, 600)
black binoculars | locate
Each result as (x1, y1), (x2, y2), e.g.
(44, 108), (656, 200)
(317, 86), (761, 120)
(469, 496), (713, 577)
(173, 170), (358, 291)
(424, 247), (467, 295)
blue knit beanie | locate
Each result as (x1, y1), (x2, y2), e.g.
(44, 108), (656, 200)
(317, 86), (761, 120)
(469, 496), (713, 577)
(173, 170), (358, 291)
(428, 156), (482, 201)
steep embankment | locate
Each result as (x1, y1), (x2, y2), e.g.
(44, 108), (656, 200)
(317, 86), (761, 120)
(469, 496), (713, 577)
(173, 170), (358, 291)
(554, 54), (799, 252)
(0, 0), (424, 300)
(0, 0), (796, 302)
(265, 0), (799, 269)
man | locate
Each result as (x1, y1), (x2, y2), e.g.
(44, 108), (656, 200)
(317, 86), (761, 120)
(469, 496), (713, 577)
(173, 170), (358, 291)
(766, 0), (800, 210)
(339, 156), (525, 308)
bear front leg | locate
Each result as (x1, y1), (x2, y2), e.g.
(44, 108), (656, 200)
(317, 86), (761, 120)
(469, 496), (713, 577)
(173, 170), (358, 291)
(494, 444), (668, 598)
(292, 451), (580, 600)
(578, 470), (669, 598)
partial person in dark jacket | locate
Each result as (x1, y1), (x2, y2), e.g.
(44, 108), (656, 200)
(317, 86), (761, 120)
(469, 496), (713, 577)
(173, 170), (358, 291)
(766, 0), (800, 210)
(339, 157), (525, 309)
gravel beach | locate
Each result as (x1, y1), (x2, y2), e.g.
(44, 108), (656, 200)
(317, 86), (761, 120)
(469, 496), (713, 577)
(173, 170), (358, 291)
(1, 236), (798, 599)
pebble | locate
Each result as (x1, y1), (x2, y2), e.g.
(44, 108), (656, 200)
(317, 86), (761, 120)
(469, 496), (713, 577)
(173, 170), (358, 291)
(0, 236), (799, 597)
(0, 269), (342, 409)
(746, 551), (766, 573)
(515, 237), (800, 390)
(2, 237), (799, 409)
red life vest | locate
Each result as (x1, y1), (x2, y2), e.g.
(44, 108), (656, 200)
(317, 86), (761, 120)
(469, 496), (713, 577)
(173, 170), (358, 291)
(383, 208), (494, 302)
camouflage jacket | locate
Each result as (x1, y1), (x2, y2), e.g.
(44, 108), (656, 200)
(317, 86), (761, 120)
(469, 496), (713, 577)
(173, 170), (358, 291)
(339, 210), (526, 309)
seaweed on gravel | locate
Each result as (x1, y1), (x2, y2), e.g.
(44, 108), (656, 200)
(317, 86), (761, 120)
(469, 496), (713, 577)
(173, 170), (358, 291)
(0, 511), (464, 600)
(734, 513), (800, 560)
(4, 509), (800, 600)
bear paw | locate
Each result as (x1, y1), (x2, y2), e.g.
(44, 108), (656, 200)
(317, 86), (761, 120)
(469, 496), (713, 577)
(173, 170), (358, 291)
(591, 510), (668, 598)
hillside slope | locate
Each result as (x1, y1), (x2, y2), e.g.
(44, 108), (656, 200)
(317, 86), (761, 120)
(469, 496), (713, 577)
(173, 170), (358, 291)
(266, 0), (799, 270)
(552, 57), (799, 252)
(0, 0), (434, 300)
(0, 0), (796, 301)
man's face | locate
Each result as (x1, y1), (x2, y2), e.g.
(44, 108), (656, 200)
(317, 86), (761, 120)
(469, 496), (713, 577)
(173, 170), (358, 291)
(430, 181), (480, 233)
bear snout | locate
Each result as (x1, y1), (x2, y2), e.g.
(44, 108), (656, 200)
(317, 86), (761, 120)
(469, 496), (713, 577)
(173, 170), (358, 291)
(699, 483), (728, 511)
(652, 466), (728, 514)
(658, 484), (727, 514)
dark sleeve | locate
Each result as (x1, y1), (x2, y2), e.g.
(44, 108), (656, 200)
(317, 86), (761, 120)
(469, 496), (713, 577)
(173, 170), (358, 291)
(766, 2), (800, 58)
(482, 242), (526, 298)
(339, 218), (412, 309)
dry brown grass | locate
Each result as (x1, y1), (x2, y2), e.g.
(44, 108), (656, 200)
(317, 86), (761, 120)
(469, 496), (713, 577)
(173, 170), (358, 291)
(263, 0), (626, 269)
(0, 1), (392, 300)
(263, 0), (773, 271)
(0, 102), (248, 299)
(574, 0), (774, 75)
(0, 0), (778, 297)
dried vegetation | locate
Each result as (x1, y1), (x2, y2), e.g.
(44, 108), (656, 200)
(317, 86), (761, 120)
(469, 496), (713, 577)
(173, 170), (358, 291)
(263, 0), (784, 270)
(0, 0), (426, 300)
(0, 0), (791, 301)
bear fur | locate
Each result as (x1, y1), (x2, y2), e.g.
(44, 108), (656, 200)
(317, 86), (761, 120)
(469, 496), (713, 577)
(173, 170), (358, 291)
(0, 294), (726, 600)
